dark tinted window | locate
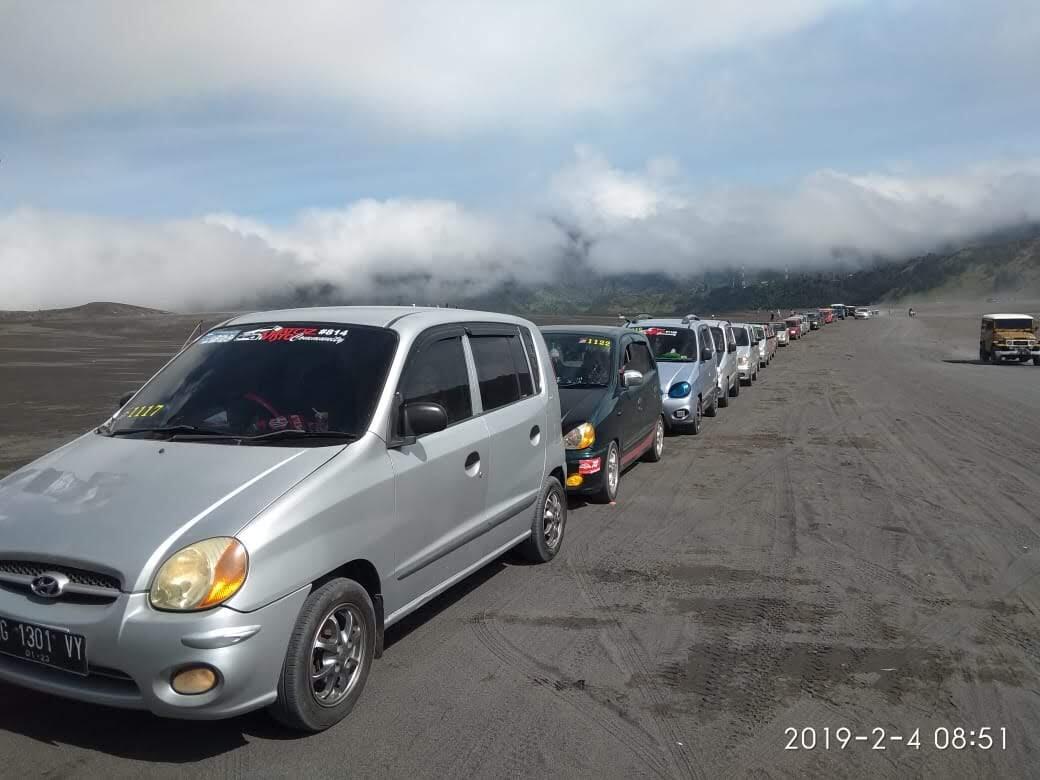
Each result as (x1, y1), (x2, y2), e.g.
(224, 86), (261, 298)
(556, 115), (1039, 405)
(106, 323), (396, 439)
(627, 342), (654, 373)
(733, 328), (750, 346)
(400, 336), (472, 425)
(994, 318), (1034, 330)
(638, 326), (698, 361)
(508, 333), (535, 397)
(470, 335), (522, 410)
(520, 327), (543, 393)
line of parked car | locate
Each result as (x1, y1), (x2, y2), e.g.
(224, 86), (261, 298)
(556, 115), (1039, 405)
(0, 303), (842, 733)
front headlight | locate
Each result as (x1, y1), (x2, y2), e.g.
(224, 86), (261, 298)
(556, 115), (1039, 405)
(150, 537), (248, 611)
(564, 422), (596, 450)
(668, 381), (692, 398)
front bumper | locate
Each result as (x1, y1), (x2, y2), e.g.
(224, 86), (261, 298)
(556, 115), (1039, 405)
(992, 348), (1040, 360)
(0, 584), (309, 719)
(565, 446), (609, 494)
(662, 394), (697, 428)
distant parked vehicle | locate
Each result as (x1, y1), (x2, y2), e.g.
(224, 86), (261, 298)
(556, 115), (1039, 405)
(831, 304), (847, 320)
(751, 324), (770, 368)
(542, 327), (664, 502)
(731, 324), (760, 385)
(806, 312), (821, 330)
(979, 314), (1040, 365)
(853, 307), (870, 319)
(704, 319), (740, 407)
(758, 323), (778, 361)
(784, 317), (802, 340)
(818, 308), (834, 324)
(628, 316), (720, 434)
(775, 324), (789, 346)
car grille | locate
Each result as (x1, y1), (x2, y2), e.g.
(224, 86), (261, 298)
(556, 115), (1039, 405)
(0, 560), (121, 591)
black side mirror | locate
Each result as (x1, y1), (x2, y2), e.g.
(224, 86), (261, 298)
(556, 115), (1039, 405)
(403, 401), (448, 438)
(728, 344), (736, 353)
(700, 347), (715, 362)
(117, 391), (135, 409)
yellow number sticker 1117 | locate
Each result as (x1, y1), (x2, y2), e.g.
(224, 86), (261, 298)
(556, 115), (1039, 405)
(125, 404), (164, 418)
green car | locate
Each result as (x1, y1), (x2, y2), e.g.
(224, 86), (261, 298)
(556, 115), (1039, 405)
(541, 326), (665, 503)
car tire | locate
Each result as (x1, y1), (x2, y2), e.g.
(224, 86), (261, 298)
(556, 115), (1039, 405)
(519, 475), (567, 561)
(704, 390), (718, 417)
(718, 384), (730, 407)
(269, 578), (376, 733)
(731, 378), (740, 397)
(979, 345), (987, 362)
(1034, 357), (1040, 366)
(644, 417), (665, 462)
(690, 398), (702, 435)
(591, 441), (621, 504)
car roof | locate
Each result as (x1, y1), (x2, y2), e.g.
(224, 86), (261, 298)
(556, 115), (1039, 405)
(631, 318), (699, 329)
(982, 313), (1034, 320)
(224, 306), (535, 333)
(540, 325), (638, 339)
(699, 319), (732, 327)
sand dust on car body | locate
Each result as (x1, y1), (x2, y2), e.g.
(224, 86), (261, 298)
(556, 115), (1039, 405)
(1, 306), (1039, 778)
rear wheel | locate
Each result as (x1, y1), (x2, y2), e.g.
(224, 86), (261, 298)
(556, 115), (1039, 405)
(644, 417), (665, 462)
(731, 378), (740, 397)
(518, 476), (567, 561)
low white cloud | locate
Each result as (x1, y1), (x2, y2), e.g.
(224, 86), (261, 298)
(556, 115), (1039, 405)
(3, 152), (1040, 311)
(0, 1), (844, 132)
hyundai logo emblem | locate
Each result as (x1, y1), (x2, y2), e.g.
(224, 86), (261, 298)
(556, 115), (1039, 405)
(30, 572), (69, 599)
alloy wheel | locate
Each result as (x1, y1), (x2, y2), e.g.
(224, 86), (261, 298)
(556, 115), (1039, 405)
(310, 603), (366, 707)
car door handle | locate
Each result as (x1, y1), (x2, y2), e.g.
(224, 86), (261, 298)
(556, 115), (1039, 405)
(464, 451), (482, 478)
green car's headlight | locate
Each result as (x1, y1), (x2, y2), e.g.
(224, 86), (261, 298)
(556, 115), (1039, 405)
(150, 537), (248, 611)
(563, 422), (596, 450)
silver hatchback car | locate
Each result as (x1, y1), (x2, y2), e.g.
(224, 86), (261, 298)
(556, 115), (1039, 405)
(0, 307), (567, 731)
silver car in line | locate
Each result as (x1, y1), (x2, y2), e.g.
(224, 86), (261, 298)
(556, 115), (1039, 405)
(0, 307), (567, 732)
(731, 323), (760, 385)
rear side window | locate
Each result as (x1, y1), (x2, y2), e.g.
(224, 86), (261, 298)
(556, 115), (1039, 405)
(507, 334), (535, 397)
(520, 327), (543, 393)
(400, 336), (473, 425)
(469, 335), (522, 411)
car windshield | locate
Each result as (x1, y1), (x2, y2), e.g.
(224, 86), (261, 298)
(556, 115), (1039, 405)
(733, 328), (750, 346)
(102, 323), (397, 442)
(544, 333), (615, 387)
(638, 326), (698, 361)
(994, 319), (1034, 330)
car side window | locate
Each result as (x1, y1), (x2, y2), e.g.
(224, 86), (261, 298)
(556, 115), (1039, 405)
(698, 326), (711, 358)
(507, 331), (535, 398)
(469, 334), (522, 411)
(624, 340), (653, 374)
(400, 336), (473, 425)
(632, 342), (655, 374)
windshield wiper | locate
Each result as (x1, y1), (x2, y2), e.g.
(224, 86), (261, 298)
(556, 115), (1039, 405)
(230, 429), (359, 445)
(105, 425), (229, 439)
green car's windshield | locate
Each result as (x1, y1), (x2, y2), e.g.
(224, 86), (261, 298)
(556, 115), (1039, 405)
(102, 323), (397, 442)
(639, 327), (698, 362)
(544, 333), (615, 388)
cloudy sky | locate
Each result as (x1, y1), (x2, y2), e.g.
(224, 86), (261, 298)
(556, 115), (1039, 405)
(2, 0), (1040, 310)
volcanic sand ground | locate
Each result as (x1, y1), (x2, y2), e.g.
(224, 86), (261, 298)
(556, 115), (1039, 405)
(1, 304), (1039, 778)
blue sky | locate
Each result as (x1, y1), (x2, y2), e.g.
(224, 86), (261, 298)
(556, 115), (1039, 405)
(2, 0), (1039, 309)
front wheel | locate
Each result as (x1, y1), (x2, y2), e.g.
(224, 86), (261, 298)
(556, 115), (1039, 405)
(1034, 357), (1040, 366)
(592, 441), (621, 503)
(518, 476), (567, 561)
(269, 578), (376, 732)
(644, 417), (665, 462)
(718, 384), (730, 407)
(731, 378), (740, 397)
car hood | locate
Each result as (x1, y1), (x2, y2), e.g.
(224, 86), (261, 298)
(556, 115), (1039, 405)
(559, 387), (609, 430)
(655, 362), (696, 390)
(0, 433), (340, 592)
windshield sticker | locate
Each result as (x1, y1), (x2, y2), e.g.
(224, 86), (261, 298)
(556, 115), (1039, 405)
(641, 328), (678, 337)
(125, 404), (164, 418)
(578, 337), (611, 348)
(235, 326), (349, 344)
(197, 329), (239, 345)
